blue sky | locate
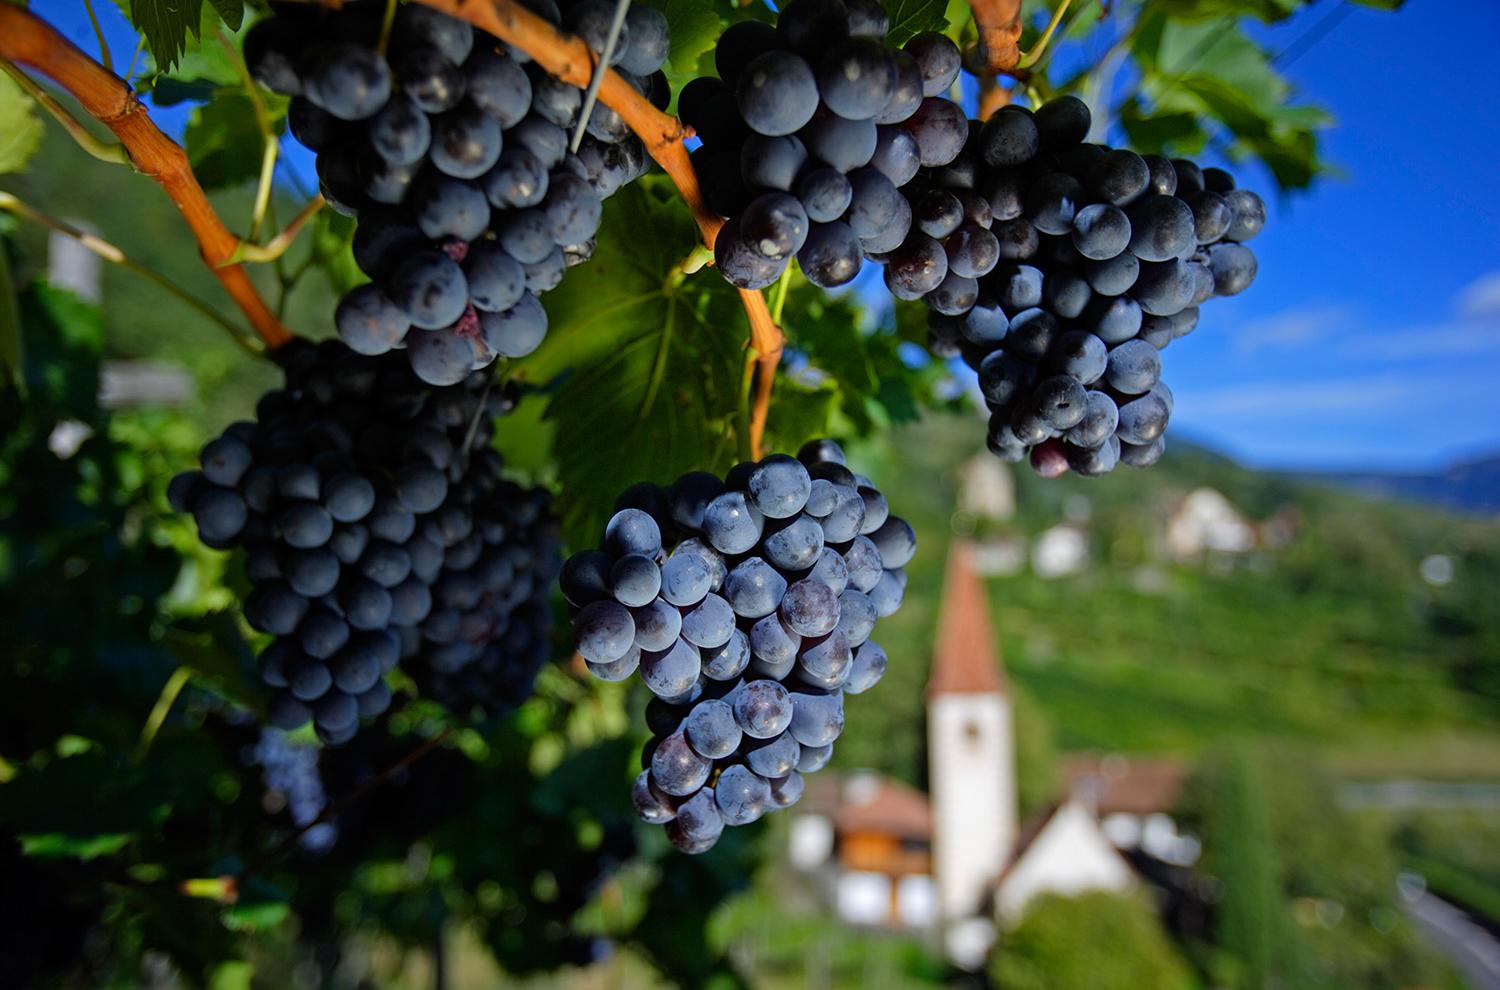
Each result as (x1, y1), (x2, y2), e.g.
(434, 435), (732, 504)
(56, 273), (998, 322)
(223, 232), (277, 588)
(44, 0), (1500, 471)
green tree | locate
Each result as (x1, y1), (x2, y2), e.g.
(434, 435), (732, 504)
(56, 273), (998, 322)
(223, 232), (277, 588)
(1201, 747), (1286, 989)
(989, 890), (1194, 990)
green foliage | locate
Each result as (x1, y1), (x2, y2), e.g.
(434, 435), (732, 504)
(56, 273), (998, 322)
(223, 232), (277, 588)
(185, 93), (281, 190)
(880, 0), (950, 47)
(1179, 747), (1454, 990)
(1011, 683), (1060, 820)
(0, 70), (43, 176)
(989, 890), (1194, 990)
(1192, 747), (1286, 989)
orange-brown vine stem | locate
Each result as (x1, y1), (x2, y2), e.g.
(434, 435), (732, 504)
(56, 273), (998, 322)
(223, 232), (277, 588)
(970, 0), (1024, 75)
(978, 74), (1013, 120)
(0, 6), (294, 350)
(416, 0), (784, 457)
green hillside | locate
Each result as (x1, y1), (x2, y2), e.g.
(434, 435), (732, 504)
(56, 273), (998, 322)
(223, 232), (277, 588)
(832, 415), (1500, 787)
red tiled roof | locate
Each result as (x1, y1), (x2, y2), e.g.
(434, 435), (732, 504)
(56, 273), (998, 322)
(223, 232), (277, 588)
(834, 775), (934, 840)
(1063, 754), (1189, 816)
(927, 541), (1006, 698)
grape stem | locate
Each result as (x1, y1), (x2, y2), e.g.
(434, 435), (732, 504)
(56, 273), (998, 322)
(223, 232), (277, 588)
(968, 0), (1024, 75)
(412, 0), (786, 458)
(228, 194), (327, 265)
(0, 191), (265, 354)
(978, 75), (1013, 120)
(1016, 0), (1073, 70)
(0, 5), (294, 350)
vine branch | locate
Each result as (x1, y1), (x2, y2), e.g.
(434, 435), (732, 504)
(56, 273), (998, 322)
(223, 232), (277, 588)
(969, 0), (1024, 75)
(0, 5), (294, 350)
(415, 0), (785, 457)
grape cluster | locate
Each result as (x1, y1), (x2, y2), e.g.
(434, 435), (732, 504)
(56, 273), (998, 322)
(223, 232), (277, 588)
(249, 728), (337, 851)
(168, 338), (560, 743)
(560, 439), (914, 852)
(244, 0), (671, 385)
(682, 0), (973, 290)
(917, 95), (1264, 476)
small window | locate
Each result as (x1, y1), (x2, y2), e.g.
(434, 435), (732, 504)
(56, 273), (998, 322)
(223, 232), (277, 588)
(964, 720), (982, 742)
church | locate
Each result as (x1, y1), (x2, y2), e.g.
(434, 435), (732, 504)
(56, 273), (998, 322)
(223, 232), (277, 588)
(784, 542), (1189, 969)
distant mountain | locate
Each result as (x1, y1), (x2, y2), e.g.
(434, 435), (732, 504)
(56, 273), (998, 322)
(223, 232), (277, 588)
(1288, 453), (1500, 514)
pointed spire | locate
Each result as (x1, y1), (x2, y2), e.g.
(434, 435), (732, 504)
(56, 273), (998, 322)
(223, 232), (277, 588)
(927, 541), (1006, 698)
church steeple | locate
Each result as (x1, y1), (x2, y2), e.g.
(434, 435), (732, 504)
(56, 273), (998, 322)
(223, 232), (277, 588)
(928, 541), (1007, 698)
(926, 540), (1015, 966)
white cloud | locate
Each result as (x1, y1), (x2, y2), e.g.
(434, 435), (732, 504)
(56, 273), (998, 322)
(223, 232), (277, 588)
(1457, 270), (1500, 318)
(1348, 322), (1500, 359)
(1178, 375), (1419, 418)
(1231, 304), (1352, 357)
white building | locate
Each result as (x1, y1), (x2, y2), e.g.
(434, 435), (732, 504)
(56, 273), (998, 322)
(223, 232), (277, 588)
(1166, 487), (1256, 559)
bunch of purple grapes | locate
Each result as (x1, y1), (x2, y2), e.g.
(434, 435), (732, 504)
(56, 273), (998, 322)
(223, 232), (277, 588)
(244, 0), (670, 385)
(921, 95), (1264, 476)
(680, 0), (973, 290)
(559, 440), (914, 852)
(169, 339), (560, 743)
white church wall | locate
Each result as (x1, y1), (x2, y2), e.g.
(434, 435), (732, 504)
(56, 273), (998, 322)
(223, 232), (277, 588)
(897, 874), (939, 928)
(837, 871), (892, 926)
(928, 693), (1015, 921)
(788, 813), (834, 870)
(995, 801), (1135, 923)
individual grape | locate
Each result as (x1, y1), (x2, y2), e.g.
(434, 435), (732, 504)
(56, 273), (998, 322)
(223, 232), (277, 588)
(336, 283), (410, 355)
(1026, 172), (1082, 235)
(1115, 390), (1170, 444)
(868, 516), (915, 569)
(1120, 436), (1166, 467)
(389, 251), (468, 330)
(905, 32), (961, 97)
(869, 126), (922, 186)
(1065, 390), (1119, 447)
(640, 638), (702, 700)
(1046, 330), (1107, 385)
(780, 579), (840, 637)
(651, 731), (712, 796)
(684, 699), (742, 760)
(703, 628), (752, 681)
(479, 292), (548, 358)
(1208, 242), (1258, 296)
(979, 107), (1040, 169)
(680, 593), (736, 650)
(1223, 189), (1266, 242)
(926, 273), (979, 316)
(1134, 259), (1197, 316)
(737, 51), (820, 136)
(1071, 203), (1131, 260)
(1088, 149), (1149, 206)
(703, 491), (765, 554)
(745, 731), (801, 778)
(817, 38), (897, 122)
(1083, 251), (1139, 296)
(741, 134), (808, 194)
(1004, 308), (1058, 361)
(1088, 294), (1143, 345)
(1127, 194), (1196, 262)
(993, 217), (1040, 260)
(1034, 94), (1091, 149)
(801, 110), (879, 173)
(715, 764), (772, 825)
(619, 4), (671, 74)
(729, 678), (792, 740)
(874, 50), (924, 125)
(1066, 434), (1121, 477)
(306, 43), (392, 120)
(1186, 190), (1233, 245)
(796, 222), (861, 289)
(885, 234), (949, 300)
(542, 173), (603, 245)
(901, 97), (968, 167)
(798, 628), (853, 689)
(762, 517), (826, 572)
(725, 557), (788, 619)
(944, 224), (1000, 279)
(428, 110), (502, 180)
(788, 691), (845, 747)
(1202, 167), (1235, 193)
(740, 193), (810, 260)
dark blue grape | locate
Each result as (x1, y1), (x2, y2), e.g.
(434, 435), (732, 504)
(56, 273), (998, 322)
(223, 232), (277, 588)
(733, 679), (793, 738)
(640, 638), (701, 700)
(306, 43), (391, 120)
(742, 134), (808, 193)
(465, 51), (531, 128)
(685, 699), (742, 759)
(575, 599), (635, 663)
(479, 292), (548, 358)
(737, 51), (820, 137)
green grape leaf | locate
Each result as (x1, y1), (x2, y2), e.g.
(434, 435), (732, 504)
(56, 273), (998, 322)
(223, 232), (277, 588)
(184, 93), (267, 189)
(0, 236), (24, 392)
(19, 832), (133, 860)
(882, 0), (950, 46)
(310, 209), (362, 296)
(1350, 0), (1405, 8)
(150, 76), (223, 106)
(512, 180), (746, 549)
(643, 0), (723, 80)
(206, 0), (244, 32)
(129, 0), (206, 73)
(0, 70), (44, 176)
(1145, 0), (1302, 22)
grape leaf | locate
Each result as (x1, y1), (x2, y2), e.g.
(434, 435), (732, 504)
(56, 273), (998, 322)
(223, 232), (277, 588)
(881, 0), (949, 46)
(0, 70), (43, 176)
(0, 236), (22, 392)
(184, 93), (267, 189)
(206, 0), (244, 32)
(642, 0), (723, 80)
(129, 0), (206, 73)
(512, 180), (746, 548)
